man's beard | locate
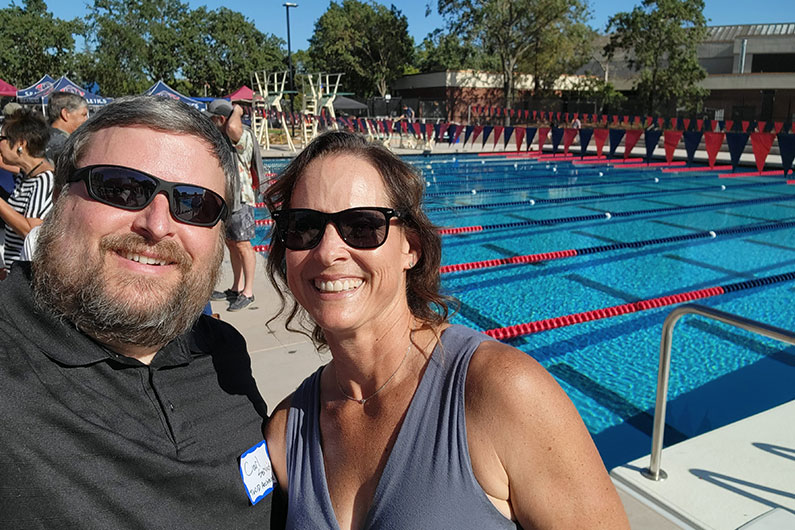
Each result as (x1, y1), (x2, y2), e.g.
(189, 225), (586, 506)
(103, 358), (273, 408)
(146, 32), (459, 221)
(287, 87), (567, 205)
(31, 200), (224, 350)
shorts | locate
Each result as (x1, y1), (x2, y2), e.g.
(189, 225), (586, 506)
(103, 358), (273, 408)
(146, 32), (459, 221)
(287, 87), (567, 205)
(225, 205), (256, 241)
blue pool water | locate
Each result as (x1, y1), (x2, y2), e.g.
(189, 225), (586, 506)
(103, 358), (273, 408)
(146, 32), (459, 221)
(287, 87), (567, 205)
(257, 154), (795, 468)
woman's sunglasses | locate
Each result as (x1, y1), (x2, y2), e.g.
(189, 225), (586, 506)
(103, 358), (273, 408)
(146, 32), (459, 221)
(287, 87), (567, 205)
(68, 164), (228, 227)
(271, 207), (403, 250)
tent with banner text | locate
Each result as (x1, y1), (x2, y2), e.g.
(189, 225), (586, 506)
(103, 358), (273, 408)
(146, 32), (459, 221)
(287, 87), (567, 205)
(17, 75), (110, 106)
(144, 80), (206, 111)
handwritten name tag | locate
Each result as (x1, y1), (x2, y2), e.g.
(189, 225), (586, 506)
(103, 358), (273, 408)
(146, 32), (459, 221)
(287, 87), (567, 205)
(239, 440), (274, 505)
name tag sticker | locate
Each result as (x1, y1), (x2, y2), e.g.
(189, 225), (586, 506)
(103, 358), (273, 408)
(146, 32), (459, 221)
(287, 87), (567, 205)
(239, 440), (274, 505)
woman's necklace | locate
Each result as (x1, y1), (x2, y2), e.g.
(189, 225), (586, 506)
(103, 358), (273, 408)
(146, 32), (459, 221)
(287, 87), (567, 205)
(23, 161), (44, 178)
(335, 341), (412, 405)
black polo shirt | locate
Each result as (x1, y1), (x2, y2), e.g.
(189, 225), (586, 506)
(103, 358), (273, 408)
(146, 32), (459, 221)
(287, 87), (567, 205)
(0, 264), (274, 529)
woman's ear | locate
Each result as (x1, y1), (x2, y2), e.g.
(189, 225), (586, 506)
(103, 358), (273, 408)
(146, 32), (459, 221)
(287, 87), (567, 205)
(402, 228), (421, 270)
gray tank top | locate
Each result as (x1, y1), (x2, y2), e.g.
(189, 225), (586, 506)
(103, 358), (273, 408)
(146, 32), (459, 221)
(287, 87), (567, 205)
(284, 325), (521, 529)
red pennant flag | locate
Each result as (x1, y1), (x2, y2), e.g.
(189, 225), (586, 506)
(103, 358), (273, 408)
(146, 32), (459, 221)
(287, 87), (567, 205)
(593, 128), (609, 157)
(757, 121), (767, 133)
(623, 115), (630, 124)
(471, 125), (484, 143)
(564, 113), (570, 123)
(750, 132), (776, 173)
(601, 114), (608, 124)
(774, 122), (784, 134)
(724, 120), (734, 132)
(624, 129), (643, 158)
(612, 115), (619, 124)
(663, 130), (684, 163)
(537, 127), (550, 152)
(696, 119), (704, 131)
(493, 126), (504, 148)
(425, 123), (434, 140)
(562, 128), (578, 155)
(645, 116), (653, 128)
(573, 113), (579, 120)
(400, 121), (408, 134)
(633, 116), (641, 125)
(438, 123), (450, 142)
(657, 117), (665, 129)
(741, 121), (750, 132)
(532, 111), (537, 120)
(412, 122), (421, 137)
(704, 132), (725, 168)
(683, 118), (691, 131)
(385, 120), (393, 133)
(556, 112), (561, 122)
(514, 127), (526, 151)
(524, 110), (529, 120)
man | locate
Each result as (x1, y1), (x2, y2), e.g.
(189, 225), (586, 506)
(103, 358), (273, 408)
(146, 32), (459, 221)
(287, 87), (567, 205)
(0, 96), (275, 528)
(45, 91), (89, 163)
(206, 98), (261, 312)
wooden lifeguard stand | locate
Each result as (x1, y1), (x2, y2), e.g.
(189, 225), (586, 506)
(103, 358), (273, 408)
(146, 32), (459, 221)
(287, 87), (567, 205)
(251, 70), (295, 152)
(300, 72), (343, 146)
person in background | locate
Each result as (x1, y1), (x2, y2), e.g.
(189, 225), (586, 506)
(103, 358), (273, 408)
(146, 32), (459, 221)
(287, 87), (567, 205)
(206, 98), (261, 312)
(0, 96), (276, 528)
(45, 91), (89, 163)
(0, 108), (53, 279)
(571, 116), (582, 129)
(263, 131), (629, 529)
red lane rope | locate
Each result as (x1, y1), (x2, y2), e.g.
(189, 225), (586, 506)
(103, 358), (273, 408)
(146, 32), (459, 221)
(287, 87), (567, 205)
(254, 219), (274, 226)
(439, 249), (577, 273)
(438, 225), (484, 235)
(478, 151), (525, 157)
(788, 180), (795, 185)
(719, 170), (785, 178)
(484, 286), (725, 340)
(253, 244), (271, 252)
(662, 165), (732, 173)
(613, 161), (686, 169)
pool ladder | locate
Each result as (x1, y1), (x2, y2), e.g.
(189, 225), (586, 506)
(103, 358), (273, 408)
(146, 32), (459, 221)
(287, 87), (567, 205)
(642, 303), (795, 481)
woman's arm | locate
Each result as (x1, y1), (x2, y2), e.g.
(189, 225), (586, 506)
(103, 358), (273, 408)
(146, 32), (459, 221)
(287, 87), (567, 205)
(264, 393), (293, 494)
(466, 340), (630, 529)
(0, 198), (43, 238)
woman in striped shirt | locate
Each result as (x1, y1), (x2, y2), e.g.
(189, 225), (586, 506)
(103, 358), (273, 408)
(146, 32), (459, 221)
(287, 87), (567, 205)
(0, 108), (54, 278)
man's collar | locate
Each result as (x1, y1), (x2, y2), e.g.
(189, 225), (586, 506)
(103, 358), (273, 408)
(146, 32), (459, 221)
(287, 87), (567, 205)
(0, 263), (195, 368)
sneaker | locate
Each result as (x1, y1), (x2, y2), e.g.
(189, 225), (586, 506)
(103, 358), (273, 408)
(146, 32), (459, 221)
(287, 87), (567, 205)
(211, 289), (238, 301)
(228, 293), (255, 312)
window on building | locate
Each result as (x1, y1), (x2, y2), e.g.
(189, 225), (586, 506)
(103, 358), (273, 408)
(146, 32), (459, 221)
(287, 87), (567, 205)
(751, 54), (795, 73)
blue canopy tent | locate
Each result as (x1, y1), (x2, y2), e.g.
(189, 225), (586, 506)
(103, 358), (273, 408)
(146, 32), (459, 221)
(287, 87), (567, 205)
(17, 75), (110, 107)
(15, 75), (56, 102)
(144, 81), (206, 111)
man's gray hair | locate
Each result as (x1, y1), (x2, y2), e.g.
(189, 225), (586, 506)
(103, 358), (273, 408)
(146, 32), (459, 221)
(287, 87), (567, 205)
(54, 95), (236, 206)
(47, 92), (88, 124)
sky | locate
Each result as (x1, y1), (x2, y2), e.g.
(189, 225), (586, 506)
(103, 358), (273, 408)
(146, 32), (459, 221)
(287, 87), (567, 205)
(26, 0), (794, 52)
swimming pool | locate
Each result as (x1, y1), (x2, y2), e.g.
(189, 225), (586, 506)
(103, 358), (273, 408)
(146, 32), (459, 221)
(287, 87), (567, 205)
(257, 154), (795, 468)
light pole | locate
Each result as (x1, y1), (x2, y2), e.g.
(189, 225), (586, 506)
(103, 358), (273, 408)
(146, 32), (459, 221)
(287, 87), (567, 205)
(284, 2), (297, 137)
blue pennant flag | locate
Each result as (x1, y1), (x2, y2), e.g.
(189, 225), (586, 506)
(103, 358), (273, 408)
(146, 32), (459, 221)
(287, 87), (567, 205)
(482, 125), (494, 146)
(550, 127), (564, 154)
(778, 133), (795, 176)
(448, 124), (458, 144)
(525, 127), (537, 151)
(464, 125), (474, 145)
(608, 129), (625, 158)
(579, 128), (594, 158)
(503, 126), (515, 148)
(726, 132), (750, 168)
(644, 130), (663, 163)
(683, 131), (703, 165)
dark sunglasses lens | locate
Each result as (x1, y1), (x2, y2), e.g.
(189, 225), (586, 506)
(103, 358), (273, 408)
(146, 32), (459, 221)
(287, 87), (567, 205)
(338, 209), (388, 248)
(88, 167), (156, 209)
(281, 210), (325, 250)
(172, 185), (225, 225)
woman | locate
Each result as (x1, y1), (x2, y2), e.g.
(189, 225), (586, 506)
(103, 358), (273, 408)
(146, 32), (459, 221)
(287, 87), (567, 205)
(0, 108), (54, 277)
(264, 131), (629, 529)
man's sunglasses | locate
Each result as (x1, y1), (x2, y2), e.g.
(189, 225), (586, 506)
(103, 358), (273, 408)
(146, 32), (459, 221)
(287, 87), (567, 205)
(69, 165), (228, 227)
(271, 207), (403, 250)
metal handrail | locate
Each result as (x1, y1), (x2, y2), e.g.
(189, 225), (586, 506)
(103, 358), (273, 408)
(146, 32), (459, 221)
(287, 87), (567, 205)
(642, 303), (795, 481)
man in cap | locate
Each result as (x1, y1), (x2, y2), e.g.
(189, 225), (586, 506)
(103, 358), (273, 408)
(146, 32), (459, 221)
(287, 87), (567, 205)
(45, 91), (89, 163)
(205, 98), (260, 311)
(0, 96), (275, 528)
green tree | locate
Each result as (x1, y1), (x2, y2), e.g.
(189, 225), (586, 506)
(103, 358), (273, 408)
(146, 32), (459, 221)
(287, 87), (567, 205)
(309, 0), (415, 97)
(568, 76), (627, 114)
(434, 0), (592, 109)
(415, 29), (497, 72)
(0, 0), (81, 87)
(180, 7), (285, 96)
(605, 0), (708, 115)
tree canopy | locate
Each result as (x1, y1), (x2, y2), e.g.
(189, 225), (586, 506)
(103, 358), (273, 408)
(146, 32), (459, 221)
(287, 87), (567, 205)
(308, 0), (415, 97)
(605, 0), (708, 115)
(435, 0), (593, 110)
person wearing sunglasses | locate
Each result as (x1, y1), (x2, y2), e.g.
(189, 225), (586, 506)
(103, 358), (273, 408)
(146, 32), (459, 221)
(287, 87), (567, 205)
(0, 96), (278, 528)
(0, 107), (54, 280)
(263, 131), (628, 529)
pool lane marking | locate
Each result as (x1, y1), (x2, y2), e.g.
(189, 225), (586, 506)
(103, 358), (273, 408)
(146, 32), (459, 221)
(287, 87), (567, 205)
(425, 180), (783, 211)
(439, 219), (795, 274)
(437, 192), (795, 234)
(484, 271), (795, 340)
